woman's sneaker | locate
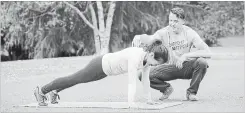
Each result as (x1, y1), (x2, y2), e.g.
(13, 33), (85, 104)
(49, 90), (60, 104)
(34, 86), (48, 106)
(159, 85), (174, 100)
(186, 93), (198, 101)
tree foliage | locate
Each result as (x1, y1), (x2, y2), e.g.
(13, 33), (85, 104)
(1, 1), (244, 61)
(197, 1), (244, 46)
(1, 1), (93, 60)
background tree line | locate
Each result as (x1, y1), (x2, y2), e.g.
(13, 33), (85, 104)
(1, 1), (244, 61)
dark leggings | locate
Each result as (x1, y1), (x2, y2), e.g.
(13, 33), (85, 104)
(41, 55), (107, 94)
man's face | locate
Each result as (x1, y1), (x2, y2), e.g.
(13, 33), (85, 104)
(169, 12), (184, 33)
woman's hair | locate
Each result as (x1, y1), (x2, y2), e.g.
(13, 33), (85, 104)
(145, 40), (169, 64)
(170, 7), (185, 20)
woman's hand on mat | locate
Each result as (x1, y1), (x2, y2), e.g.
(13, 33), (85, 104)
(176, 54), (187, 69)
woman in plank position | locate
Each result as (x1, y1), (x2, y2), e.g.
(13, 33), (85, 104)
(34, 36), (169, 106)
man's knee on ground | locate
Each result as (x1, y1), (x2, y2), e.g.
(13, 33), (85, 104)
(195, 58), (208, 68)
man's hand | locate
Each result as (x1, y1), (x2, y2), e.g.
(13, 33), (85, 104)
(176, 54), (187, 69)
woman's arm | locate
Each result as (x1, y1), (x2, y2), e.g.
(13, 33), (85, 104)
(141, 65), (152, 103)
(141, 65), (162, 105)
(127, 61), (138, 105)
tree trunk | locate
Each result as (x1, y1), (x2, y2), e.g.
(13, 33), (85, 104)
(64, 1), (116, 55)
(99, 33), (110, 54)
(99, 1), (116, 54)
(94, 32), (101, 54)
(89, 2), (101, 54)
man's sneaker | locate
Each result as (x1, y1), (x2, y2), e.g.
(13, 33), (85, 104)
(186, 93), (198, 101)
(34, 86), (48, 106)
(159, 86), (174, 100)
(49, 90), (60, 104)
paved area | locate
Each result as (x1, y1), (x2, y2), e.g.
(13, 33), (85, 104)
(1, 46), (244, 112)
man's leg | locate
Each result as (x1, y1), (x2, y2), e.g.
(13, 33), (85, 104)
(149, 64), (181, 93)
(149, 58), (208, 93)
(143, 58), (208, 100)
(186, 58), (208, 96)
(149, 64), (188, 100)
(148, 59), (200, 100)
(149, 58), (198, 90)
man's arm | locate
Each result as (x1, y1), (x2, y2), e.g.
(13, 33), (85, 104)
(184, 29), (212, 58)
(132, 35), (142, 47)
(150, 29), (167, 43)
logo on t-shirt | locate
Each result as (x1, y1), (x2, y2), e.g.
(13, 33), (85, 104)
(169, 40), (189, 51)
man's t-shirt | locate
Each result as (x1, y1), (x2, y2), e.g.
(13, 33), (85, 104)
(152, 25), (206, 57)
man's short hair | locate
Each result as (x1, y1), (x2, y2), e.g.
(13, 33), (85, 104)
(170, 7), (185, 20)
